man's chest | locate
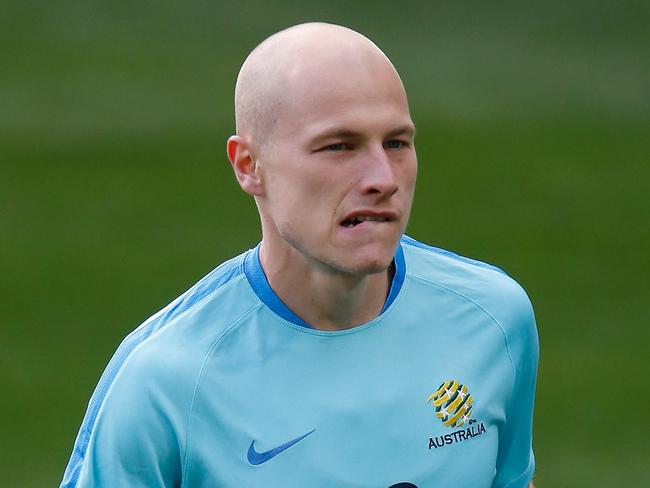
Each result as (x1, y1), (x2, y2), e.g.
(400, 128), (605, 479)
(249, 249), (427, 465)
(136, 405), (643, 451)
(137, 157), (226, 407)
(180, 312), (514, 487)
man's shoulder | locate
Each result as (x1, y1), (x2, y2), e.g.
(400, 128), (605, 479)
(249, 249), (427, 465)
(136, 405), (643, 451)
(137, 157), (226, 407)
(107, 248), (263, 389)
(127, 249), (260, 361)
(400, 235), (535, 334)
(148, 250), (255, 332)
(401, 234), (513, 284)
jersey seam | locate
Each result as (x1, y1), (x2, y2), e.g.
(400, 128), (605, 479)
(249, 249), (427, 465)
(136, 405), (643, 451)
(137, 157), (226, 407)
(180, 301), (265, 487)
(407, 274), (518, 385)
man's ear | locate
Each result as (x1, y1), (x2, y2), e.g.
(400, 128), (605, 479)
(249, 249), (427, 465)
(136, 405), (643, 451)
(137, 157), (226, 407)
(226, 135), (264, 196)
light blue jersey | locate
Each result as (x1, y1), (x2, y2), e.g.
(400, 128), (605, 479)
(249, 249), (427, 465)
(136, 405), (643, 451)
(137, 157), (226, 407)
(61, 235), (538, 488)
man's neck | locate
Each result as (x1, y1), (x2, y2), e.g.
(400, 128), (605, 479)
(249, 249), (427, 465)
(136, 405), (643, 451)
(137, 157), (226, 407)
(259, 243), (393, 331)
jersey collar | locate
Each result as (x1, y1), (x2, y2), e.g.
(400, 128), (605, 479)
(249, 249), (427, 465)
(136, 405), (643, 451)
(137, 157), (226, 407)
(244, 239), (406, 329)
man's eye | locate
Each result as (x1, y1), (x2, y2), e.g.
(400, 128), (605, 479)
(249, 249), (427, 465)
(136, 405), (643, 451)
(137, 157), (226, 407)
(385, 140), (406, 149)
(324, 143), (348, 151)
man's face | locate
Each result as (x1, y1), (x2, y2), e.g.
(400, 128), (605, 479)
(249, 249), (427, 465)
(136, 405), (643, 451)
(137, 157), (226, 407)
(255, 55), (417, 276)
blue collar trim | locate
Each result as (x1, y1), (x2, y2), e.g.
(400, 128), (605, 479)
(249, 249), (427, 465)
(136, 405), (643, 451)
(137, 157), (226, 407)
(383, 241), (406, 313)
(244, 241), (406, 329)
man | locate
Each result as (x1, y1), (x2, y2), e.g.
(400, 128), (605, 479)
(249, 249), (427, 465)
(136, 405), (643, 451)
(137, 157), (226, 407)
(61, 22), (538, 487)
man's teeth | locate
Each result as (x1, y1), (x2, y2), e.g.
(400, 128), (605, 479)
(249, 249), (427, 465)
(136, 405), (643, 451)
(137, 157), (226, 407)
(343, 216), (388, 227)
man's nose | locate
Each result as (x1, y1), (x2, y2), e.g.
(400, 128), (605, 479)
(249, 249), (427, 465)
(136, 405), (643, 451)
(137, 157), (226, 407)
(360, 146), (399, 196)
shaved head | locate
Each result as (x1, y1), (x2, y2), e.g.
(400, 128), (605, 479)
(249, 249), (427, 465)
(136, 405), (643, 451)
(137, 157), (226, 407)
(227, 21), (417, 286)
(234, 22), (407, 151)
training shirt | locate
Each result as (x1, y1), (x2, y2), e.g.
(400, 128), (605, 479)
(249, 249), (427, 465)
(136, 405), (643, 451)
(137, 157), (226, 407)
(61, 235), (538, 488)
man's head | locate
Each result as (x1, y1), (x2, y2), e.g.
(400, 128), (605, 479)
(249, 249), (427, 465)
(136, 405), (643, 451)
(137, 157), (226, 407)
(227, 22), (417, 276)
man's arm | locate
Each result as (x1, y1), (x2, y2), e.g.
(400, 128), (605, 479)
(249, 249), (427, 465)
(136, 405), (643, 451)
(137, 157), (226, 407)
(74, 346), (186, 487)
(490, 279), (540, 488)
(60, 320), (203, 488)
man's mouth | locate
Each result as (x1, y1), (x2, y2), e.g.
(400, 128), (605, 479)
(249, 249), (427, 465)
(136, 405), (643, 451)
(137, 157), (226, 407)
(340, 213), (395, 228)
(341, 215), (389, 228)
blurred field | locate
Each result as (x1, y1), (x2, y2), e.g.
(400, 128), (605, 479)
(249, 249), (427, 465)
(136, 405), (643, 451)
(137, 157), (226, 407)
(1, 1), (648, 486)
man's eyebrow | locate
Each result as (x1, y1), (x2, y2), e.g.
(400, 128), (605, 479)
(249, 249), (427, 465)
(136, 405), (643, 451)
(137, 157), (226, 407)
(310, 128), (362, 141)
(310, 124), (416, 142)
(386, 124), (416, 138)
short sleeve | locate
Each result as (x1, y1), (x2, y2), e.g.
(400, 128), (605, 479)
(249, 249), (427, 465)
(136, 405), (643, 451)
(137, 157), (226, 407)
(492, 291), (539, 488)
(75, 344), (187, 487)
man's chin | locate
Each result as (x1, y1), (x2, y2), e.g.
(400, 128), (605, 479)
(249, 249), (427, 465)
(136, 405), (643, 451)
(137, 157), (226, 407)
(342, 239), (400, 274)
(286, 233), (399, 276)
(334, 251), (395, 276)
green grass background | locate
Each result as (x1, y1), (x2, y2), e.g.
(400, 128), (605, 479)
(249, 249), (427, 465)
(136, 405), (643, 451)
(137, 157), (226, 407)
(2, 1), (648, 486)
